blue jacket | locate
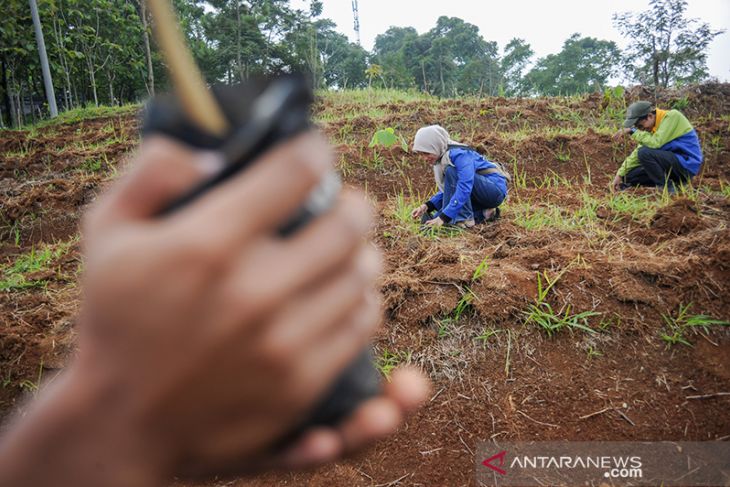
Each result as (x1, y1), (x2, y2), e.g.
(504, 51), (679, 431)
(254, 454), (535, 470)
(658, 130), (703, 175)
(428, 147), (508, 221)
(618, 109), (703, 177)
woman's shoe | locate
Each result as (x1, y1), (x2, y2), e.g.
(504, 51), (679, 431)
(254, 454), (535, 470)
(483, 207), (500, 222)
(453, 219), (475, 228)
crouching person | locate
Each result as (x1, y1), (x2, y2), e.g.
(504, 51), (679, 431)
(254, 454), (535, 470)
(411, 125), (509, 228)
(612, 101), (703, 193)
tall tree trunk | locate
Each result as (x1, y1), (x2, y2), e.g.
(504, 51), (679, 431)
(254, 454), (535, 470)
(309, 29), (318, 88)
(52, 17), (70, 110)
(87, 58), (98, 106)
(13, 92), (21, 127)
(31, 73), (45, 122)
(73, 81), (79, 108)
(10, 69), (22, 127)
(651, 37), (659, 88)
(108, 73), (114, 105)
(1, 57), (14, 128)
(236, 3), (243, 81)
(54, 7), (74, 109)
(29, 86), (37, 124)
(60, 62), (72, 110)
(140, 0), (154, 96)
(29, 0), (58, 117)
(421, 61), (429, 94)
(439, 63), (445, 96)
(65, 68), (73, 109)
(17, 80), (25, 126)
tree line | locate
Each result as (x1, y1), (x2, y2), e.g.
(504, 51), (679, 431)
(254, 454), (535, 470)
(0, 0), (723, 127)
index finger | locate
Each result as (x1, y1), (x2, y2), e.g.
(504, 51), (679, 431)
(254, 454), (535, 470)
(84, 136), (219, 236)
(166, 131), (333, 251)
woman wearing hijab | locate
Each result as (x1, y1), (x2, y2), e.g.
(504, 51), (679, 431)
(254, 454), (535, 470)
(411, 125), (508, 227)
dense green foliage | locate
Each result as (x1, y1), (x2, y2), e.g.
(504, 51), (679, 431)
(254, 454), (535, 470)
(524, 34), (621, 96)
(0, 0), (722, 127)
(613, 0), (724, 88)
(1, 0), (369, 126)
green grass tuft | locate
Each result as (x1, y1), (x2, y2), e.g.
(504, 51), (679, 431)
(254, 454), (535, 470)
(522, 268), (600, 337)
(604, 192), (665, 222)
(661, 303), (729, 347)
(374, 349), (412, 380)
(0, 240), (75, 291)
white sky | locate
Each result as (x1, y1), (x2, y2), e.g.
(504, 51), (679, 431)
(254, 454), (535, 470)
(291, 0), (730, 82)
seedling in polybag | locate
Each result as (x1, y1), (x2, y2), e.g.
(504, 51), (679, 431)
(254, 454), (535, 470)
(369, 127), (409, 152)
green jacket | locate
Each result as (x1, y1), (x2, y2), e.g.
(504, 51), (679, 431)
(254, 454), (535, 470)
(617, 109), (703, 177)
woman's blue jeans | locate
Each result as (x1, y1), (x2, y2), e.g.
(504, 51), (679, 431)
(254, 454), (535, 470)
(440, 165), (506, 223)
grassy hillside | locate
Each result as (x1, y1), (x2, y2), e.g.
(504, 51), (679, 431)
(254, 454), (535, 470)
(1, 85), (729, 486)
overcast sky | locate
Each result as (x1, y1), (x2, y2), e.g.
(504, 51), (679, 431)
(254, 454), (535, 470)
(291, 0), (730, 82)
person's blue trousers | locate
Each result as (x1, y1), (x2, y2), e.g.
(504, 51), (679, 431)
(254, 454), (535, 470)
(440, 165), (506, 224)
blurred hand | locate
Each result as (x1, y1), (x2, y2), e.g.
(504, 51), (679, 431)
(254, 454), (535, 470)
(611, 173), (622, 192)
(80, 132), (388, 477)
(411, 204), (428, 219)
(425, 216), (444, 227)
(0, 134), (430, 486)
(612, 127), (632, 140)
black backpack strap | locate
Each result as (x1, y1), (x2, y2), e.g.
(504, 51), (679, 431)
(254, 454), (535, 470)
(448, 144), (511, 181)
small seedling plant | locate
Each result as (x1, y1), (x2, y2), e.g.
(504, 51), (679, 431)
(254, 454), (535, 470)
(452, 287), (474, 321)
(369, 127), (409, 152)
(374, 349), (412, 380)
(435, 286), (475, 339)
(523, 267), (599, 337)
(472, 256), (490, 281)
(602, 86), (626, 124)
(0, 238), (77, 292)
(474, 327), (502, 349)
(661, 303), (729, 347)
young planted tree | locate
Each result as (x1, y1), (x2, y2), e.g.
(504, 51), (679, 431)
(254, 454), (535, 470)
(365, 63), (383, 89)
(54, 0), (151, 107)
(613, 0), (724, 87)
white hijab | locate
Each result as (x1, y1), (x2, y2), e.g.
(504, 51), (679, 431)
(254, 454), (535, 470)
(413, 125), (466, 190)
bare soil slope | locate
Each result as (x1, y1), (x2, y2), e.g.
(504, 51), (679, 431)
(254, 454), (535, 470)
(1, 87), (728, 487)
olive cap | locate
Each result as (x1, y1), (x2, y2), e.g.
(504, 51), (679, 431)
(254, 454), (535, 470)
(623, 101), (653, 128)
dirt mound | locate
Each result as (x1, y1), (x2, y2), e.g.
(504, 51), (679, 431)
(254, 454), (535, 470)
(650, 197), (705, 235)
(627, 82), (730, 118)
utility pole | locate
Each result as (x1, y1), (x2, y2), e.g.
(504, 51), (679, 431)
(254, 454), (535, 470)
(29, 0), (58, 118)
(351, 0), (361, 46)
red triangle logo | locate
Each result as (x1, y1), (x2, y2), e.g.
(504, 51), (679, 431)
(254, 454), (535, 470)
(482, 450), (508, 475)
